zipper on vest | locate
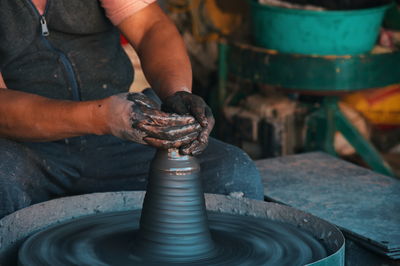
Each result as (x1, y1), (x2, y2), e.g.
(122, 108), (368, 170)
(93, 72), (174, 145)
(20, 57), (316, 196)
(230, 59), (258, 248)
(26, 0), (82, 101)
(40, 16), (49, 36)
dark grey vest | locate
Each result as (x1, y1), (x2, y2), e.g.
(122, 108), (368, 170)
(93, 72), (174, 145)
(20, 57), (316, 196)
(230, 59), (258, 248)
(0, 0), (133, 101)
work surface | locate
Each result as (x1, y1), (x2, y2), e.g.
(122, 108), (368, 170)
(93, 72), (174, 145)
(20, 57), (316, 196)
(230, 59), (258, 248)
(256, 152), (400, 265)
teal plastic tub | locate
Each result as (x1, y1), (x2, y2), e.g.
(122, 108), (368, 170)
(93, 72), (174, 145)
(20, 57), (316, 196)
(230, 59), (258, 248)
(250, 1), (393, 55)
(384, 3), (400, 29)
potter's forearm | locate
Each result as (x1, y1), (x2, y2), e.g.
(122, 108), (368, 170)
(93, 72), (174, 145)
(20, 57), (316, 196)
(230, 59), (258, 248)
(118, 3), (192, 101)
(135, 20), (192, 100)
(0, 89), (107, 141)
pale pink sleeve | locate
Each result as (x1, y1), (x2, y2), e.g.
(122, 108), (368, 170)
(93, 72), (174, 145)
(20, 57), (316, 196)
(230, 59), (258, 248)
(0, 73), (7, 88)
(100, 0), (157, 26)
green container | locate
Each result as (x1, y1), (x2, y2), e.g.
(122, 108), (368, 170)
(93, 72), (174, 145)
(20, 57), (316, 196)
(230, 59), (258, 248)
(384, 4), (400, 29)
(250, 1), (393, 55)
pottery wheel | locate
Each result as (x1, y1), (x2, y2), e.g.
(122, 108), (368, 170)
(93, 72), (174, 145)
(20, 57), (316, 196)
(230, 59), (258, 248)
(19, 210), (327, 266)
(18, 149), (330, 265)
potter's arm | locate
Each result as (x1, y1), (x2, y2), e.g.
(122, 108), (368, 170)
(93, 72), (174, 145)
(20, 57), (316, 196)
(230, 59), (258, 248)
(118, 3), (214, 154)
(0, 85), (199, 146)
(117, 2), (192, 101)
(0, 87), (107, 141)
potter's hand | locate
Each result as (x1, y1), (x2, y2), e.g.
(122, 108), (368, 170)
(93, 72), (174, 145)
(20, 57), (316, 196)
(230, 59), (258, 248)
(102, 92), (201, 148)
(163, 91), (214, 155)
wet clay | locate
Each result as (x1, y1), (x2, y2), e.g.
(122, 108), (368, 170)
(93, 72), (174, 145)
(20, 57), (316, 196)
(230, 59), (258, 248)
(134, 149), (215, 260)
(18, 150), (328, 265)
(122, 92), (202, 149)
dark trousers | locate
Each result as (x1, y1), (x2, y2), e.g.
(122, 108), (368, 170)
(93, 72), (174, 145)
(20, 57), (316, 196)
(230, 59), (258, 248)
(0, 135), (264, 219)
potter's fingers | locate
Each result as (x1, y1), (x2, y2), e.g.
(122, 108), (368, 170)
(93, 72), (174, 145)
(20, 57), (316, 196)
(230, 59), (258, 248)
(144, 132), (198, 149)
(138, 123), (202, 141)
(191, 141), (208, 156)
(179, 113), (213, 155)
(127, 93), (159, 109)
(198, 126), (212, 144)
(205, 107), (215, 128)
(180, 139), (208, 156)
(189, 100), (208, 127)
(140, 106), (196, 126)
(179, 141), (198, 155)
(197, 111), (214, 143)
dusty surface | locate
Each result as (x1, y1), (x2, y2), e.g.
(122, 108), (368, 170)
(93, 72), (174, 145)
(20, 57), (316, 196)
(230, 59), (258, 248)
(256, 152), (400, 259)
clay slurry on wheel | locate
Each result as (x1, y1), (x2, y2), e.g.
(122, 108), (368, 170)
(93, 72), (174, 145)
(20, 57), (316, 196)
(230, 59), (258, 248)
(18, 149), (328, 265)
(18, 211), (327, 265)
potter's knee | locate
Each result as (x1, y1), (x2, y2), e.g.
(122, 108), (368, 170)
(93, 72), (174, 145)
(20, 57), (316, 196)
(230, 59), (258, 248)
(0, 139), (48, 218)
(213, 140), (259, 176)
(0, 184), (33, 219)
(224, 148), (264, 200)
(200, 139), (264, 200)
(0, 139), (40, 179)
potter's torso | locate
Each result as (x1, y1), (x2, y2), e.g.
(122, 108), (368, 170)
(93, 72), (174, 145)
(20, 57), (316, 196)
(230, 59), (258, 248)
(0, 0), (133, 101)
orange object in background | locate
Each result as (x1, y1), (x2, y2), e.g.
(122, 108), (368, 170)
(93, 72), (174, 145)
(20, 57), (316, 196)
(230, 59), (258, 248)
(342, 85), (400, 127)
(202, 0), (246, 36)
(167, 0), (247, 41)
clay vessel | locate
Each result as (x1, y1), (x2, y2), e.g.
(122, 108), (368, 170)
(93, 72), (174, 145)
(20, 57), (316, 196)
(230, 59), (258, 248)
(134, 149), (215, 261)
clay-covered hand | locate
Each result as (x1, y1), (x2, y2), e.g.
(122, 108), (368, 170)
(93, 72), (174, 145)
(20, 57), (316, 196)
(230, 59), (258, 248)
(101, 92), (202, 149)
(163, 91), (215, 155)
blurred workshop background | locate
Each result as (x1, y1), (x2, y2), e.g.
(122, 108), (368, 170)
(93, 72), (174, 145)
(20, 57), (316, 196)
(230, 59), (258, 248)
(123, 0), (400, 178)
